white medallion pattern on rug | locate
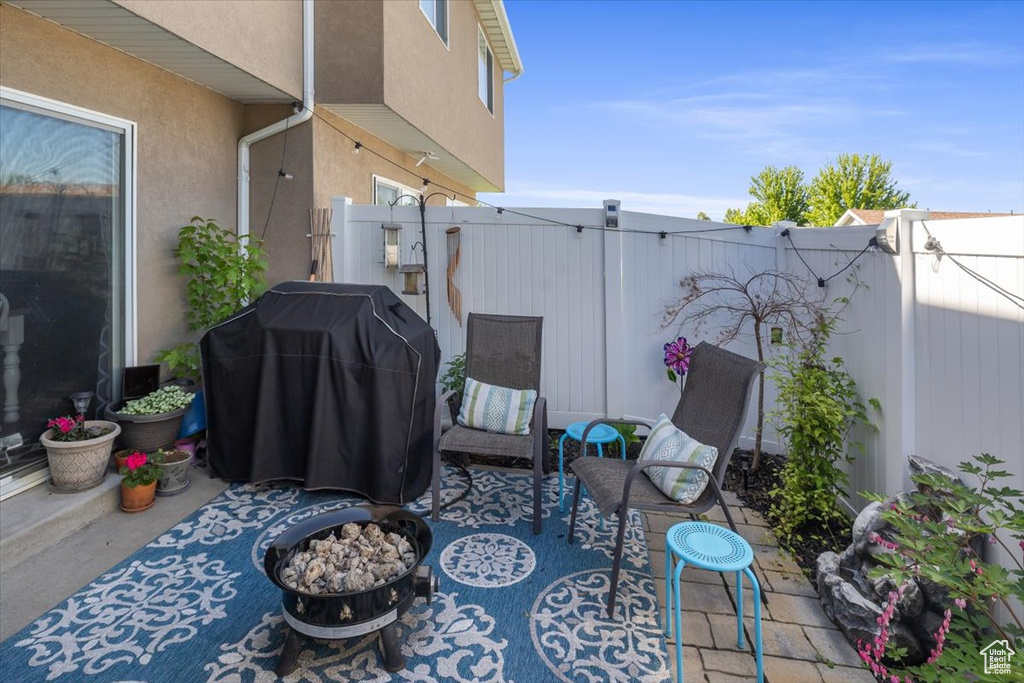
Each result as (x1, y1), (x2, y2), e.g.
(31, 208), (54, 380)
(530, 569), (669, 683)
(560, 489), (650, 571)
(440, 533), (536, 588)
(150, 483), (300, 550)
(249, 500), (356, 572)
(14, 554), (239, 681)
(409, 468), (553, 529)
(205, 591), (508, 683)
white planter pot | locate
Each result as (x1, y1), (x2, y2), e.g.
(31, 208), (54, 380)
(41, 420), (122, 491)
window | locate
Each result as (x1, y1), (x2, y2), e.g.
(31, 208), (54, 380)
(419, 0), (448, 45)
(0, 87), (135, 492)
(478, 27), (494, 113)
(373, 176), (420, 206)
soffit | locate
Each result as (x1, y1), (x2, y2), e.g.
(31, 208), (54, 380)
(6, 0), (292, 103)
(473, 0), (523, 76)
(323, 103), (499, 193)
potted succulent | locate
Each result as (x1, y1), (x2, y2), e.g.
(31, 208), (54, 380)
(105, 385), (196, 451)
(153, 447), (192, 495)
(41, 414), (121, 491)
(119, 450), (162, 512)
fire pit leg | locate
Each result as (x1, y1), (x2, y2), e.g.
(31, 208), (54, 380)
(276, 627), (305, 677)
(379, 622), (405, 672)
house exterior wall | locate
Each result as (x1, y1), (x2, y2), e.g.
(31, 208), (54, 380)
(112, 0), (304, 100)
(0, 3), (245, 364)
(316, 0), (505, 190)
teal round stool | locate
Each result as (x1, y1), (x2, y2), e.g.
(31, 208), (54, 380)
(558, 421), (627, 512)
(665, 521), (763, 683)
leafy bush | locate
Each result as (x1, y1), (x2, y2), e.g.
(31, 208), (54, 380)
(156, 217), (267, 380)
(439, 353), (466, 396)
(769, 316), (877, 545)
(861, 454), (1023, 682)
(117, 386), (195, 416)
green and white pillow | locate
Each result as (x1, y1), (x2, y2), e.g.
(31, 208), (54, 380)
(457, 377), (537, 436)
(641, 414), (719, 504)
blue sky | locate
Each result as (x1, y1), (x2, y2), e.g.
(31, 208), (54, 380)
(480, 0), (1024, 220)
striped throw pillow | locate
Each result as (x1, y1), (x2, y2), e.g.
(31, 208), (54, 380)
(457, 377), (537, 436)
(641, 414), (719, 504)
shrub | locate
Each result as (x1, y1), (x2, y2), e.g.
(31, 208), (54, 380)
(769, 315), (877, 545)
(861, 454), (1023, 682)
(439, 353), (466, 397)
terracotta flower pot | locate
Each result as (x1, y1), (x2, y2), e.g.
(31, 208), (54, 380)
(120, 480), (157, 512)
(113, 449), (134, 472)
(42, 420), (122, 491)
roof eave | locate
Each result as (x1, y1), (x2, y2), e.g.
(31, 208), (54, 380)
(474, 0), (524, 77)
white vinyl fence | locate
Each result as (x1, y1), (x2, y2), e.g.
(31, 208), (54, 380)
(331, 200), (1024, 516)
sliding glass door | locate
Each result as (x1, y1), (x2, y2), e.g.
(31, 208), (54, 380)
(0, 88), (134, 497)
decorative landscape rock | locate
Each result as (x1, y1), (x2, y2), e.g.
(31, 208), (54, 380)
(815, 455), (978, 666)
(280, 522), (416, 595)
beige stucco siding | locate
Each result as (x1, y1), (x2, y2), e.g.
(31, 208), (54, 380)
(382, 0), (504, 189)
(311, 107), (476, 208)
(316, 0), (504, 190)
(113, 0), (304, 100)
(0, 3), (244, 364)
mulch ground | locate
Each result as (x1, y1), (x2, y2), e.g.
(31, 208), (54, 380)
(457, 429), (848, 583)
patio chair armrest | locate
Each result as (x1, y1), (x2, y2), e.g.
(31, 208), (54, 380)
(434, 389), (459, 435)
(531, 396), (548, 468)
(621, 459), (737, 531)
(580, 417), (654, 449)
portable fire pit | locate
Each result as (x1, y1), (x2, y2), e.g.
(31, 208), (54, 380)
(263, 505), (437, 676)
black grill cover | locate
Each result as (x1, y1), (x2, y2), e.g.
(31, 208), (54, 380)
(201, 282), (440, 504)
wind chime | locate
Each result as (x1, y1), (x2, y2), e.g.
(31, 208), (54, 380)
(445, 226), (462, 326)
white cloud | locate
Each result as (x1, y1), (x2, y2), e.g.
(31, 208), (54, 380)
(881, 43), (1021, 67)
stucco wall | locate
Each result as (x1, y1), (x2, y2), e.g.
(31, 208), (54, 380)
(0, 3), (244, 364)
(316, 0), (504, 190)
(113, 0), (303, 100)
(382, 0), (504, 189)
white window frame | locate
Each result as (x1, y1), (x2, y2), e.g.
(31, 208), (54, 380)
(419, 0), (449, 48)
(372, 175), (421, 206)
(478, 25), (494, 115)
(0, 86), (138, 367)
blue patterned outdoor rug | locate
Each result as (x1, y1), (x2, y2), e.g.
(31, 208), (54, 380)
(1, 468), (670, 682)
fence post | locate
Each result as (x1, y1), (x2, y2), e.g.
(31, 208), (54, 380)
(603, 200), (627, 420)
(895, 208), (929, 492)
(329, 196), (352, 283)
(773, 221), (795, 271)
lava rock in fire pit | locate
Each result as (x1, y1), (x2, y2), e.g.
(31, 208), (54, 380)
(280, 522), (416, 595)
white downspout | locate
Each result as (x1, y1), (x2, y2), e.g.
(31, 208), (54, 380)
(238, 0), (315, 240)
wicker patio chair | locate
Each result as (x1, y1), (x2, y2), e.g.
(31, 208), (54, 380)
(567, 341), (763, 615)
(431, 313), (548, 533)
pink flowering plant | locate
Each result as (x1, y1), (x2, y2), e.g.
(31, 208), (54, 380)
(45, 414), (111, 442)
(118, 450), (163, 488)
(859, 454), (1023, 682)
(663, 336), (694, 391)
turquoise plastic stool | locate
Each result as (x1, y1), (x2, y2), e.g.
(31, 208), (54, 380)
(665, 521), (763, 683)
(558, 421), (627, 512)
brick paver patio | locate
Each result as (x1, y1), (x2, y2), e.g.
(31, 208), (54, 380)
(643, 492), (875, 683)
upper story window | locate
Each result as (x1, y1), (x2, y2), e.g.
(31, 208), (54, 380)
(478, 27), (494, 114)
(420, 0), (448, 45)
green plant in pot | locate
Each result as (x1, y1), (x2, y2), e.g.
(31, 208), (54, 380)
(152, 447), (193, 495)
(105, 386), (195, 452)
(439, 353), (466, 423)
(155, 217), (268, 384)
(119, 450), (162, 512)
(41, 414), (121, 491)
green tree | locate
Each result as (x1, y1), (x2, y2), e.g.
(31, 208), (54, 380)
(696, 211), (711, 221)
(805, 153), (914, 226)
(725, 165), (809, 226)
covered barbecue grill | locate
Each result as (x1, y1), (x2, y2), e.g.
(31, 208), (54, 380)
(202, 282), (439, 504)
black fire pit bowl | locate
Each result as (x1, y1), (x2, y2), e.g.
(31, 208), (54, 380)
(263, 505), (436, 677)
